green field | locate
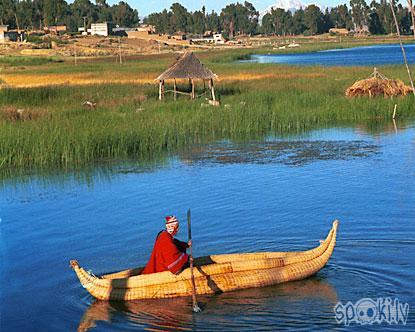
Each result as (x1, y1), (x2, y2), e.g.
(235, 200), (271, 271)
(1, 43), (414, 173)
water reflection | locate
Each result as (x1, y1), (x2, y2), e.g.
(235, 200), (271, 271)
(78, 278), (337, 331)
(355, 119), (407, 136)
(0, 157), (171, 189)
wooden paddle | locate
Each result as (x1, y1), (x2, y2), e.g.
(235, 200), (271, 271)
(187, 208), (201, 313)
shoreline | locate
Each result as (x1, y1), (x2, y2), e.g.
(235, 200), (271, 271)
(1, 40), (415, 171)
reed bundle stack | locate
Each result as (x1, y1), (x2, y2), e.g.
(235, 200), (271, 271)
(346, 68), (413, 97)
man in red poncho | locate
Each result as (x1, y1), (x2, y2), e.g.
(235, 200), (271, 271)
(142, 215), (190, 275)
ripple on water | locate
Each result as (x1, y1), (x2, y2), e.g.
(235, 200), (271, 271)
(73, 278), (339, 331)
(2, 124), (415, 331)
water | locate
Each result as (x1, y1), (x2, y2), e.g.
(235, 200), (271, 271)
(247, 44), (415, 66)
(1, 122), (415, 331)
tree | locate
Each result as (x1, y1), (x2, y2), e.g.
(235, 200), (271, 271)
(170, 2), (191, 32)
(32, 0), (44, 30)
(220, 2), (259, 38)
(322, 8), (334, 32)
(1, 0), (18, 28)
(145, 9), (172, 34)
(192, 9), (206, 34)
(350, 0), (369, 30)
(96, 0), (112, 23)
(292, 8), (306, 34)
(408, 0), (415, 38)
(43, 0), (70, 26)
(304, 5), (324, 35)
(111, 1), (139, 27)
(221, 4), (238, 38)
(261, 12), (274, 35)
(262, 8), (293, 35)
(368, 9), (385, 33)
(71, 0), (98, 28)
(368, 0), (384, 33)
(396, 3), (411, 34)
(330, 4), (353, 29)
(14, 1), (35, 30)
(206, 10), (221, 32)
(244, 1), (259, 35)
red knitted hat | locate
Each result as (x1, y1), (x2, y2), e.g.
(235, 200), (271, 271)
(165, 215), (178, 224)
(165, 215), (179, 234)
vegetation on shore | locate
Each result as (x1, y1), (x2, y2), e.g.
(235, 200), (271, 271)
(2, 0), (413, 38)
(0, 46), (414, 173)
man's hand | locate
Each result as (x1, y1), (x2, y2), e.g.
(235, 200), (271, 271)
(188, 240), (192, 247)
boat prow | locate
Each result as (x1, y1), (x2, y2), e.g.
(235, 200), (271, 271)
(70, 220), (339, 300)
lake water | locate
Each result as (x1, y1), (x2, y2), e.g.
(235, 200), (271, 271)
(248, 44), (415, 66)
(1, 121), (415, 330)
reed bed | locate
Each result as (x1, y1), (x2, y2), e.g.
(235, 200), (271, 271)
(1, 51), (414, 172)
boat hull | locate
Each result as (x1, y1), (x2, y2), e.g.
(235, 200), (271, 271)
(70, 220), (338, 300)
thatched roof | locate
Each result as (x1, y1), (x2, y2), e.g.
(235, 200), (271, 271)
(156, 52), (218, 81)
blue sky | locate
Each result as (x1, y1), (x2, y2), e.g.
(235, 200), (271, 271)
(101, 1), (347, 16)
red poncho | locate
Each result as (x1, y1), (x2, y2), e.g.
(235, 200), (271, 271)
(142, 231), (189, 275)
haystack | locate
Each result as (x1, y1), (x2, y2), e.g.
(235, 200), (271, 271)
(346, 68), (413, 97)
(155, 52), (218, 102)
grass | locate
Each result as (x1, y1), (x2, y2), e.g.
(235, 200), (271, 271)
(0, 55), (63, 67)
(0, 45), (415, 173)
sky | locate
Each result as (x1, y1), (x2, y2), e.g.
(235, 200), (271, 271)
(99, 0), (347, 16)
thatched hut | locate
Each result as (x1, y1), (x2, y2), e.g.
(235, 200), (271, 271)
(155, 52), (218, 101)
(346, 68), (413, 98)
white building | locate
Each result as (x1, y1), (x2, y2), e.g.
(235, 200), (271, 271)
(90, 22), (109, 36)
(190, 33), (226, 45)
(212, 33), (225, 44)
(0, 25), (8, 43)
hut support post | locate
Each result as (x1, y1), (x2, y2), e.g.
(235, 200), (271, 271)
(389, 0), (415, 96)
(162, 80), (165, 100)
(209, 79), (216, 101)
(158, 80), (165, 100)
(174, 79), (177, 101)
(191, 79), (195, 100)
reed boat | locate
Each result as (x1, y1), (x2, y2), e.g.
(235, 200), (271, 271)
(70, 220), (338, 301)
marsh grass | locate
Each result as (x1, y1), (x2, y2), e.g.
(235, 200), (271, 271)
(0, 56), (63, 67)
(0, 50), (414, 172)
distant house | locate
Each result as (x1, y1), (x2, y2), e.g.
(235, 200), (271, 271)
(0, 25), (8, 43)
(353, 25), (369, 35)
(172, 32), (187, 40)
(212, 33), (226, 44)
(0, 25), (25, 43)
(113, 26), (137, 37)
(137, 24), (155, 33)
(190, 32), (225, 45)
(91, 22), (110, 36)
(127, 25), (156, 39)
(329, 28), (349, 36)
(44, 25), (67, 35)
(203, 30), (213, 38)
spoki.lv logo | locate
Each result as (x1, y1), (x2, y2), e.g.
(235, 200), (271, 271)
(334, 297), (409, 326)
